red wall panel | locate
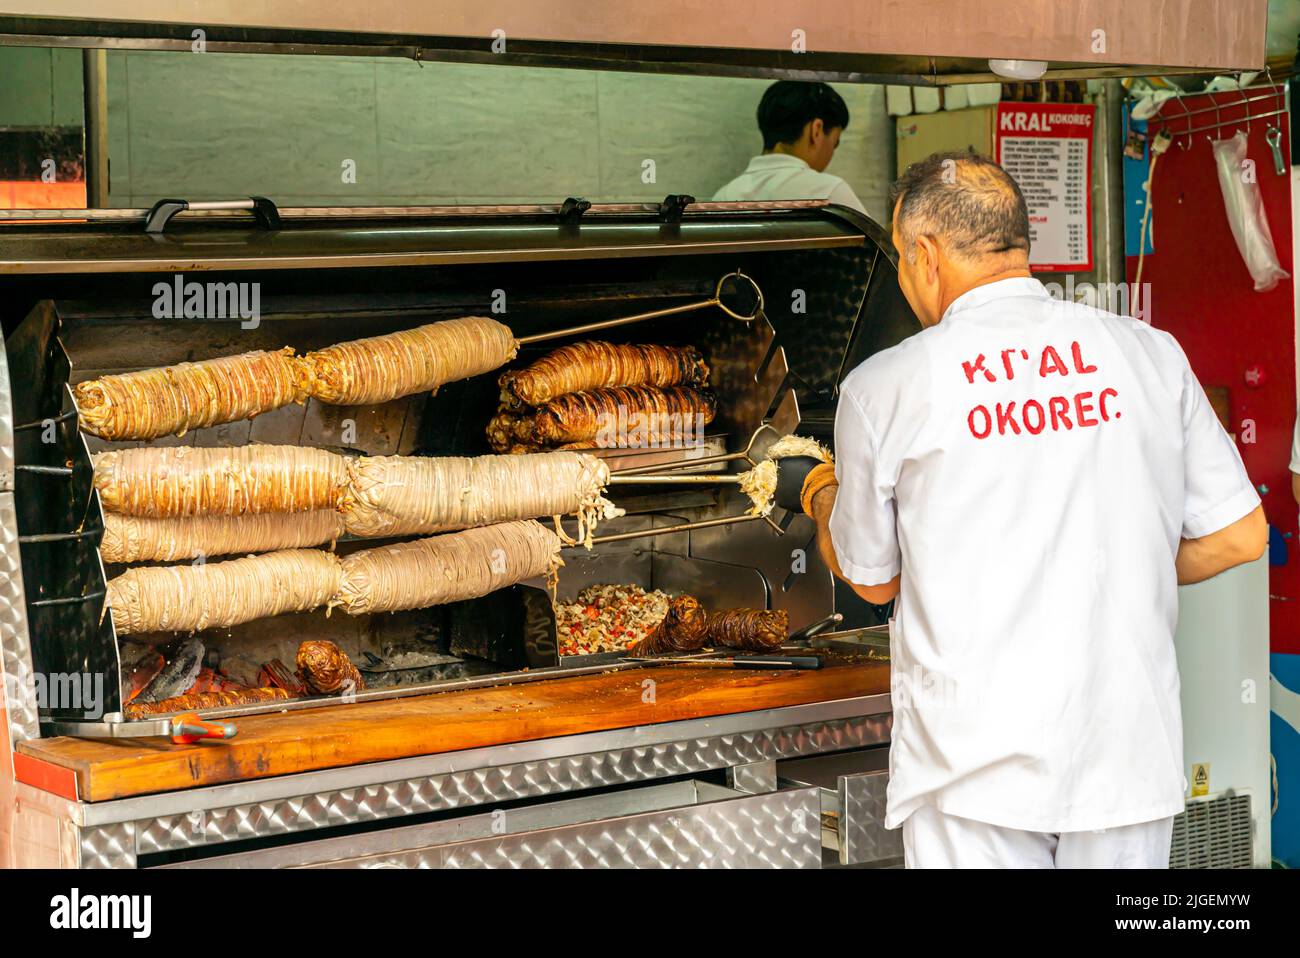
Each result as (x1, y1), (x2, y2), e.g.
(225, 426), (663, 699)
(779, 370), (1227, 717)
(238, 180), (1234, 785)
(1125, 90), (1295, 653)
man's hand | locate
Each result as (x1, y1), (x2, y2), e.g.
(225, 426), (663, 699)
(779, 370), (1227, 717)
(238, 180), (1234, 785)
(809, 484), (838, 522)
(807, 479), (901, 605)
(772, 456), (829, 513)
(1175, 505), (1268, 585)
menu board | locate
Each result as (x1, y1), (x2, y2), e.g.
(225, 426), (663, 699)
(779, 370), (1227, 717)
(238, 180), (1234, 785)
(995, 102), (1095, 272)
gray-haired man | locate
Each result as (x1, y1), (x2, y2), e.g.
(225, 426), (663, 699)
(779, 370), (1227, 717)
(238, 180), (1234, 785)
(789, 152), (1266, 868)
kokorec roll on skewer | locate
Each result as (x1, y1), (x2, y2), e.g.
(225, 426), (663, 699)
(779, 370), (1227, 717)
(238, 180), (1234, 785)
(100, 510), (346, 563)
(341, 451), (621, 546)
(499, 342), (708, 408)
(303, 316), (517, 406)
(93, 445), (350, 518)
(107, 549), (344, 635)
(522, 385), (716, 448)
(74, 348), (307, 441)
(332, 520), (562, 616)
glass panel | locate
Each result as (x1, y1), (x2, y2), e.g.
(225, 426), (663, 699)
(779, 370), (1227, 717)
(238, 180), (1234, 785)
(0, 46), (87, 209)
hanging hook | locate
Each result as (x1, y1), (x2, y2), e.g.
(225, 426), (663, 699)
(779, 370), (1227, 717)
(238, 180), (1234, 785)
(1173, 94), (1195, 150)
(1207, 94), (1223, 144)
(1238, 84), (1252, 137)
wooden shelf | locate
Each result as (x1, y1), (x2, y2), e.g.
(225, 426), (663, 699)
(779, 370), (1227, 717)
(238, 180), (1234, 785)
(17, 657), (890, 802)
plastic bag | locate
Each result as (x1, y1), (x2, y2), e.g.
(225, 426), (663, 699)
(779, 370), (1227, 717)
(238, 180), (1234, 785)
(1212, 131), (1290, 292)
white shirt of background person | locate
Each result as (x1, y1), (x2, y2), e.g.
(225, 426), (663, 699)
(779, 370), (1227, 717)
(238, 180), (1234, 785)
(712, 80), (868, 215)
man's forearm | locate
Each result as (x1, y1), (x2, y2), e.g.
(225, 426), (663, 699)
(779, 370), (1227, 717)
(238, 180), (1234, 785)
(810, 486), (901, 605)
(1175, 505), (1268, 585)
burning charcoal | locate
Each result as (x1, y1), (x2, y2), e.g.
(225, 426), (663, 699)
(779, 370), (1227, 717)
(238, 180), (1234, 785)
(118, 640), (166, 704)
(296, 640), (365, 695)
(136, 636), (204, 704)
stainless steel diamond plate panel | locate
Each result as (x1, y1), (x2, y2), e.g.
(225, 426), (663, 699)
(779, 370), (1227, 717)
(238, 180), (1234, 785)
(0, 327), (14, 485)
(0, 320), (38, 745)
(0, 491), (38, 744)
(79, 823), (136, 869)
(839, 769), (901, 865)
(319, 787), (823, 869)
(125, 712), (890, 859)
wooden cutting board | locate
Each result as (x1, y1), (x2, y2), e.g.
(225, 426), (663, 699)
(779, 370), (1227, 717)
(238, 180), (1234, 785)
(17, 657), (890, 802)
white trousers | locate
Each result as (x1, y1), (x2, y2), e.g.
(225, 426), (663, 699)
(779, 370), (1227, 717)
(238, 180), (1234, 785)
(902, 805), (1175, 868)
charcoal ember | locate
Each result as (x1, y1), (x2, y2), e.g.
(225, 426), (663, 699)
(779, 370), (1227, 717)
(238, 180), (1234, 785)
(118, 640), (166, 704)
(296, 640), (365, 695)
(137, 636), (204, 704)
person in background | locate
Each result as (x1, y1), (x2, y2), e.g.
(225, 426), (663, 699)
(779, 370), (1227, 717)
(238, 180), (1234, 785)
(782, 151), (1267, 868)
(712, 80), (867, 214)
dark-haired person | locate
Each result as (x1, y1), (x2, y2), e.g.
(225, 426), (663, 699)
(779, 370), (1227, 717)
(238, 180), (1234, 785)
(788, 152), (1267, 868)
(713, 80), (866, 214)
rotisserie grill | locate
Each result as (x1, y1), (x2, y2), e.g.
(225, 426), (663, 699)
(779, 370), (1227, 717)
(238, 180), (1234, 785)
(0, 200), (916, 739)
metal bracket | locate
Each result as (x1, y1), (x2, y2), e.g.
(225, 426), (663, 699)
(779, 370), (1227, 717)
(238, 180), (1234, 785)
(658, 193), (695, 222)
(557, 196), (591, 224)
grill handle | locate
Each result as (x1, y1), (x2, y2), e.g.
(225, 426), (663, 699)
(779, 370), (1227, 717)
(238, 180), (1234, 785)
(145, 196), (281, 234)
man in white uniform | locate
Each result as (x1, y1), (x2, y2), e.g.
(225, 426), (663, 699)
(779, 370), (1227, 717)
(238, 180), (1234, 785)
(713, 81), (867, 214)
(793, 152), (1268, 868)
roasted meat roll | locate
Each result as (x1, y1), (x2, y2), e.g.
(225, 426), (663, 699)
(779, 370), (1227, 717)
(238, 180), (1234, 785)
(630, 595), (709, 655)
(125, 686), (292, 717)
(525, 386), (716, 448)
(486, 410), (537, 453)
(101, 510), (345, 563)
(499, 342), (709, 408)
(629, 598), (789, 654)
(296, 640), (365, 695)
(74, 347), (307, 441)
(93, 444), (350, 518)
(333, 520), (562, 616)
(107, 549), (343, 635)
(706, 608), (789, 652)
(303, 316), (518, 406)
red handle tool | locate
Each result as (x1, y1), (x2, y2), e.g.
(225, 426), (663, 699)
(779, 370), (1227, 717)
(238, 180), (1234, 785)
(169, 712), (237, 745)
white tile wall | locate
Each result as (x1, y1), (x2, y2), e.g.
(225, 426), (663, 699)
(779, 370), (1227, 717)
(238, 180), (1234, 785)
(103, 51), (895, 221)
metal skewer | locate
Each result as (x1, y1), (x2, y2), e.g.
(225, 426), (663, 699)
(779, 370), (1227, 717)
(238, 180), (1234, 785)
(514, 270), (764, 345)
(606, 473), (743, 486)
(580, 511), (781, 546)
(614, 423), (782, 475)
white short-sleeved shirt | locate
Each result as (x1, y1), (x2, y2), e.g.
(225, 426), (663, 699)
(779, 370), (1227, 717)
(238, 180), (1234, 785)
(830, 277), (1260, 832)
(712, 154), (867, 214)
(1290, 415), (1300, 474)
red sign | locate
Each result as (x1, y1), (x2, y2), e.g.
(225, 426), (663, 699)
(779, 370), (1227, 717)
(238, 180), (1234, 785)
(995, 102), (1095, 273)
